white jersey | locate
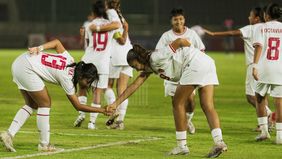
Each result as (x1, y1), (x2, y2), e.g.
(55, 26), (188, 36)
(156, 26), (205, 51)
(239, 23), (263, 65)
(83, 17), (113, 74)
(156, 26), (205, 85)
(26, 51), (75, 95)
(150, 45), (199, 82)
(107, 9), (132, 66)
(253, 20), (282, 85)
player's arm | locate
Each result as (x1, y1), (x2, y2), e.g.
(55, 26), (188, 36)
(252, 44), (262, 81)
(170, 38), (191, 51)
(203, 28), (241, 36)
(114, 20), (128, 45)
(107, 72), (151, 110)
(89, 21), (121, 32)
(67, 94), (112, 116)
(79, 26), (85, 48)
(28, 39), (66, 54)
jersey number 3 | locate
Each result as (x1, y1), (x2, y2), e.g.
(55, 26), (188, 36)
(93, 32), (108, 52)
(266, 37), (280, 60)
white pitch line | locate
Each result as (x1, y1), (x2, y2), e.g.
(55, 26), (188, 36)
(19, 131), (118, 137)
(1, 137), (161, 159)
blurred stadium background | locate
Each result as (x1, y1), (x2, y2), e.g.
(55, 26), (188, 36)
(0, 0), (281, 50)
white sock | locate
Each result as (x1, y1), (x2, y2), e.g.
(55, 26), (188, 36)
(37, 107), (50, 145)
(186, 112), (194, 122)
(89, 103), (101, 123)
(78, 96), (87, 117)
(8, 105), (34, 137)
(117, 99), (128, 121)
(258, 117), (268, 135)
(104, 88), (116, 105)
(276, 123), (282, 141)
(211, 128), (223, 144)
(265, 105), (272, 116)
(176, 131), (187, 148)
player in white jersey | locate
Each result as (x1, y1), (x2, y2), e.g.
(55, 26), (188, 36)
(105, 38), (227, 157)
(204, 7), (274, 131)
(83, 0), (133, 130)
(155, 8), (205, 134)
(252, 3), (282, 143)
(73, 1), (114, 130)
(79, 13), (94, 49)
(0, 39), (112, 152)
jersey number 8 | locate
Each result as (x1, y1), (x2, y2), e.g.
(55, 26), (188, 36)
(266, 37), (280, 60)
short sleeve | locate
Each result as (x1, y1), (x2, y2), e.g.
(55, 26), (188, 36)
(239, 25), (252, 39)
(155, 33), (168, 49)
(190, 30), (205, 51)
(252, 24), (264, 47)
(107, 9), (121, 22)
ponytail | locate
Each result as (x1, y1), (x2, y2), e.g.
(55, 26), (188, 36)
(67, 61), (99, 92)
(127, 44), (151, 67)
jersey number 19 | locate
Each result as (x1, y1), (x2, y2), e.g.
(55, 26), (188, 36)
(93, 32), (108, 52)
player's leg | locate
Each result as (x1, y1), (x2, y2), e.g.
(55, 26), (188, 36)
(73, 85), (88, 127)
(198, 85), (227, 158)
(185, 91), (196, 134)
(27, 87), (56, 151)
(104, 79), (116, 105)
(0, 90), (37, 152)
(89, 74), (109, 129)
(274, 97), (282, 144)
(168, 85), (194, 155)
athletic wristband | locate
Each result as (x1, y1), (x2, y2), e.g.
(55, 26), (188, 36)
(38, 45), (44, 52)
(96, 26), (101, 32)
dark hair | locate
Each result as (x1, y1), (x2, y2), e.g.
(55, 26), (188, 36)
(251, 7), (265, 22)
(170, 8), (185, 19)
(106, 0), (124, 24)
(127, 44), (151, 68)
(67, 61), (99, 92)
(266, 3), (281, 19)
(92, 0), (108, 19)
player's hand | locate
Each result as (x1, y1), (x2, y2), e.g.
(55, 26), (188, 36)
(102, 107), (114, 116)
(105, 104), (117, 112)
(28, 47), (40, 54)
(252, 67), (259, 81)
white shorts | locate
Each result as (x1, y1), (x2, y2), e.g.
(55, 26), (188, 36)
(245, 65), (257, 96)
(92, 74), (109, 89)
(256, 83), (282, 98)
(164, 81), (196, 97)
(180, 55), (219, 87)
(12, 54), (45, 92)
(109, 65), (133, 79)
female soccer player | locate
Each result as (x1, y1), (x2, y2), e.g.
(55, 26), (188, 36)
(155, 8), (206, 134)
(107, 38), (227, 157)
(0, 39), (111, 152)
(252, 3), (282, 143)
(204, 7), (274, 131)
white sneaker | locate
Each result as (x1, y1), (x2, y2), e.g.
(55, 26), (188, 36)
(38, 143), (57, 152)
(168, 145), (189, 155)
(207, 141), (227, 158)
(108, 121), (124, 130)
(255, 133), (271, 141)
(73, 115), (85, 127)
(275, 137), (282, 144)
(0, 131), (16, 152)
(187, 120), (195, 134)
(88, 122), (96, 130)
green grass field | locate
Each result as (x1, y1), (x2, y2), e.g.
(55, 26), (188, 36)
(0, 50), (281, 159)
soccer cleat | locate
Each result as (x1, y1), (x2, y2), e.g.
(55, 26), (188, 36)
(38, 143), (57, 152)
(255, 133), (271, 141)
(275, 138), (282, 144)
(254, 125), (261, 132)
(268, 112), (276, 132)
(73, 115), (85, 127)
(0, 131), (16, 152)
(105, 113), (120, 126)
(168, 145), (189, 155)
(108, 121), (124, 130)
(88, 122), (96, 130)
(206, 142), (227, 158)
(187, 120), (195, 134)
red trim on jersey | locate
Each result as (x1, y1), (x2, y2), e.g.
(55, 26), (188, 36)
(22, 108), (32, 116)
(37, 114), (49, 116)
(169, 44), (176, 53)
(173, 26), (187, 36)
